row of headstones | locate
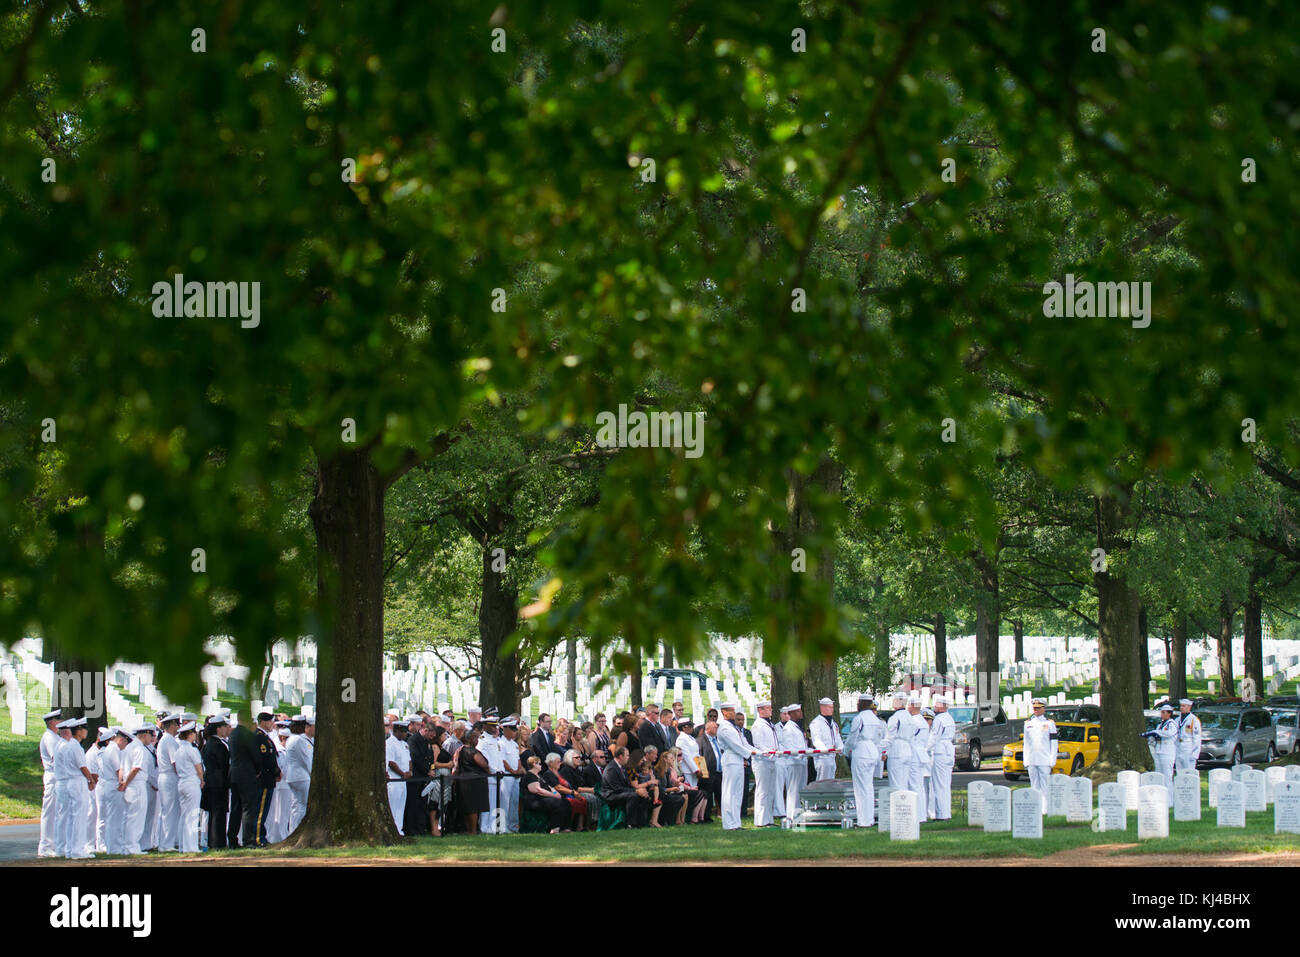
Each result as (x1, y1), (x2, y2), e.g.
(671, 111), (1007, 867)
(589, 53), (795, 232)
(2, 660), (27, 734)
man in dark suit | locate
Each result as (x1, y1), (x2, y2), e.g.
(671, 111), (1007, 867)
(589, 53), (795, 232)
(229, 711), (281, 847)
(529, 713), (555, 761)
(600, 747), (650, 827)
(639, 704), (667, 753)
(405, 715), (432, 836)
(200, 716), (232, 849)
(698, 718), (723, 822)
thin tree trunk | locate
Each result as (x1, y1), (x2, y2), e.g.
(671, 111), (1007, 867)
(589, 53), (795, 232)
(1012, 619), (1024, 663)
(566, 637), (577, 704)
(662, 641), (674, 669)
(934, 612), (947, 675)
(1170, 616), (1188, 702)
(1244, 588), (1264, 698)
(1138, 604), (1151, 709)
(292, 448), (396, 847)
(629, 646), (643, 709)
(1092, 488), (1150, 775)
(1218, 595), (1235, 697)
(972, 546), (1001, 707)
(588, 640), (601, 678)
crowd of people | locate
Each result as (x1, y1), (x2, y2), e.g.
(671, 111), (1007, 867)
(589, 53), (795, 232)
(37, 707), (314, 859)
(37, 688), (979, 856)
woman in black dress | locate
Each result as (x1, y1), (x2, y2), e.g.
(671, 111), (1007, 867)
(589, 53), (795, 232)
(616, 711), (643, 768)
(522, 755), (569, 833)
(427, 726), (454, 837)
(654, 749), (687, 825)
(454, 729), (490, 835)
(543, 752), (589, 831)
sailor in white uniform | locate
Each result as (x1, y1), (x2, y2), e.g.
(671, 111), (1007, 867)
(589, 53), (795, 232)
(99, 727), (128, 854)
(53, 718), (95, 859)
(155, 713), (181, 851)
(929, 696), (957, 821)
(266, 721), (293, 842)
(778, 705), (808, 820)
(173, 722), (205, 852)
(749, 701), (780, 827)
(809, 698), (843, 781)
(1148, 701), (1178, 807)
(716, 703), (760, 830)
(385, 719), (412, 834)
(284, 714), (314, 833)
(38, 709), (63, 857)
(497, 716), (522, 834)
(846, 693), (883, 827)
(884, 691), (913, 795)
(88, 726), (115, 853)
(1022, 698), (1058, 813)
(1175, 698), (1202, 775)
(84, 726), (106, 854)
(142, 721), (160, 850)
(477, 714), (503, 833)
(120, 725), (152, 854)
(676, 719), (701, 787)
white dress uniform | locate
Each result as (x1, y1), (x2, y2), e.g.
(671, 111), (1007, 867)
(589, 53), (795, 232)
(749, 716), (781, 826)
(847, 709), (883, 827)
(98, 741), (126, 854)
(1151, 714), (1178, 806)
(142, 741), (159, 850)
(54, 735), (91, 859)
(478, 731), (503, 833)
(156, 730), (180, 851)
(1022, 713), (1058, 811)
(884, 707), (915, 797)
(676, 731), (701, 787)
(929, 709), (957, 820)
(906, 711), (928, 801)
(497, 734), (521, 833)
(1175, 709), (1202, 774)
(120, 738), (149, 854)
(778, 718), (808, 818)
(385, 732), (411, 835)
(267, 733), (292, 843)
(174, 739), (204, 852)
(809, 712), (843, 781)
(284, 733), (313, 832)
(38, 724), (61, 856)
(84, 740), (102, 855)
(716, 718), (758, 830)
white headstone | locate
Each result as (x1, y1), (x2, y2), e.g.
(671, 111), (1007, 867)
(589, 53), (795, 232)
(1209, 768), (1230, 807)
(1099, 785), (1127, 833)
(1274, 781), (1300, 835)
(983, 786), (1012, 833)
(1173, 772), (1201, 821)
(8, 693), (25, 736)
(1013, 788), (1044, 838)
(1243, 769), (1267, 812)
(1067, 777), (1093, 823)
(1047, 775), (1070, 816)
(889, 790), (920, 841)
(1137, 785), (1169, 839)
(877, 787), (896, 834)
(1266, 766), (1286, 804)
(967, 780), (990, 827)
(1217, 781), (1246, 828)
(1117, 770), (1140, 810)
(1140, 770), (1165, 790)
(1286, 766), (1300, 782)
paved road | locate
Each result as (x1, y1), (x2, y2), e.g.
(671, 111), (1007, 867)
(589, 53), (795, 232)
(0, 823), (39, 862)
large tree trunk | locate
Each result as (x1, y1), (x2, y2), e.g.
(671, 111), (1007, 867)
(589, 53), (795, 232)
(769, 457), (843, 714)
(565, 637), (577, 705)
(1170, 616), (1188, 703)
(629, 646), (643, 709)
(587, 640), (601, 678)
(1012, 619), (1024, 664)
(662, 641), (674, 669)
(934, 612), (947, 675)
(1218, 595), (1235, 697)
(1138, 604), (1151, 709)
(1243, 588), (1264, 698)
(477, 544), (521, 713)
(1092, 488), (1150, 776)
(292, 448), (397, 847)
(45, 636), (107, 745)
(972, 546), (1000, 709)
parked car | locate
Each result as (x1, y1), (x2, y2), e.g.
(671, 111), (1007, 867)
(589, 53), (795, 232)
(1195, 706), (1277, 767)
(1002, 721), (1100, 779)
(647, 668), (724, 692)
(1043, 703), (1101, 724)
(949, 703), (1024, 771)
(1266, 695), (1300, 710)
(1271, 710), (1296, 755)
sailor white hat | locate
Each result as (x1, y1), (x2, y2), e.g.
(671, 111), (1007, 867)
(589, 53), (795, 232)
(756, 700), (771, 708)
(500, 717), (519, 728)
(718, 701), (736, 711)
(933, 695), (949, 706)
(1031, 697), (1047, 705)
(1178, 699), (1192, 706)
(392, 719), (409, 728)
(818, 697), (833, 706)
(57, 716), (86, 729)
(1159, 701), (1174, 712)
(134, 723), (155, 735)
(857, 692), (874, 702)
(177, 722), (196, 734)
(788, 703), (803, 711)
(96, 727), (115, 742)
(907, 695), (922, 706)
(206, 716), (229, 727)
(779, 706), (791, 714)
(42, 709), (62, 721)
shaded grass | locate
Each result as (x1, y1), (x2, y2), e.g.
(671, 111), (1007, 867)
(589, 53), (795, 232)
(0, 675), (51, 820)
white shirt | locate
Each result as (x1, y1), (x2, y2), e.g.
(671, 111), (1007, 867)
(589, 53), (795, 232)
(175, 740), (203, 784)
(385, 734), (411, 779)
(810, 713), (843, 752)
(86, 743), (103, 779)
(145, 744), (159, 787)
(1176, 712), (1202, 756)
(848, 710), (884, 759)
(930, 710), (956, 763)
(122, 739), (149, 792)
(284, 733), (314, 783)
(717, 720), (756, 768)
(157, 731), (178, 778)
(53, 737), (88, 783)
(40, 728), (61, 774)
(1022, 714), (1058, 767)
(479, 732), (504, 774)
(498, 735), (520, 774)
(98, 741), (122, 788)
(676, 731), (701, 786)
(885, 709), (914, 763)
(778, 718), (807, 759)
(751, 716), (780, 752)
(1151, 718), (1178, 758)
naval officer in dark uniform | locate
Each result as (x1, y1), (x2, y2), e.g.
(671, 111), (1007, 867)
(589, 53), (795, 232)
(230, 711), (281, 847)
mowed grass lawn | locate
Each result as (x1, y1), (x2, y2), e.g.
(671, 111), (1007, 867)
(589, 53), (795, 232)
(0, 675), (50, 820)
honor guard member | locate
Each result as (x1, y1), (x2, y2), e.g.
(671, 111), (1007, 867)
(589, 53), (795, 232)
(98, 726), (127, 853)
(1150, 701), (1178, 805)
(715, 702), (760, 829)
(477, 711), (503, 833)
(1175, 699), (1202, 774)
(84, 725), (106, 853)
(810, 698), (843, 782)
(919, 708), (937, 819)
(846, 694), (883, 827)
(89, 726), (115, 853)
(884, 692), (914, 794)
(385, 719), (412, 835)
(141, 721), (160, 851)
(53, 718), (94, 859)
(284, 715), (314, 833)
(778, 705), (809, 819)
(498, 716), (523, 833)
(929, 696), (957, 821)
(905, 696), (928, 801)
(1022, 698), (1058, 812)
(173, 722), (205, 852)
(202, 716), (232, 849)
(230, 710), (280, 847)
(155, 713), (182, 851)
(676, 717), (702, 787)
(749, 701), (780, 827)
(265, 720), (293, 842)
(120, 724), (151, 854)
(37, 709), (63, 857)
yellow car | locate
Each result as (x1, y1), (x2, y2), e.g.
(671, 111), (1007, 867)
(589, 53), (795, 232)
(1001, 721), (1100, 780)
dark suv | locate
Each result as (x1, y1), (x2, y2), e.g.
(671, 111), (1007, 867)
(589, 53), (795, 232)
(647, 668), (725, 692)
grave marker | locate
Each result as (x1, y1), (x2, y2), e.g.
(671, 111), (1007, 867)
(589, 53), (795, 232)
(1117, 770), (1140, 810)
(967, 780), (989, 827)
(889, 790), (919, 841)
(983, 786), (1012, 833)
(1097, 782), (1127, 832)
(1047, 775), (1069, 816)
(1243, 769), (1267, 812)
(1275, 781), (1300, 835)
(1066, 777), (1092, 823)
(1012, 788), (1044, 838)
(1137, 785), (1169, 839)
(1217, 781), (1245, 828)
(1173, 772), (1200, 821)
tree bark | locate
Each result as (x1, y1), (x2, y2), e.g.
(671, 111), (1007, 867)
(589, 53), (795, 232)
(1138, 603), (1151, 709)
(587, 640), (601, 678)
(1170, 616), (1188, 703)
(1243, 588), (1264, 697)
(934, 612), (947, 675)
(972, 545), (1001, 708)
(769, 457), (843, 714)
(477, 542), (522, 713)
(394, 652), (410, 671)
(662, 641), (674, 669)
(292, 447), (397, 847)
(1012, 619), (1024, 663)
(565, 637), (577, 704)
(630, 646), (643, 709)
(1218, 595), (1235, 697)
(1092, 488), (1150, 776)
